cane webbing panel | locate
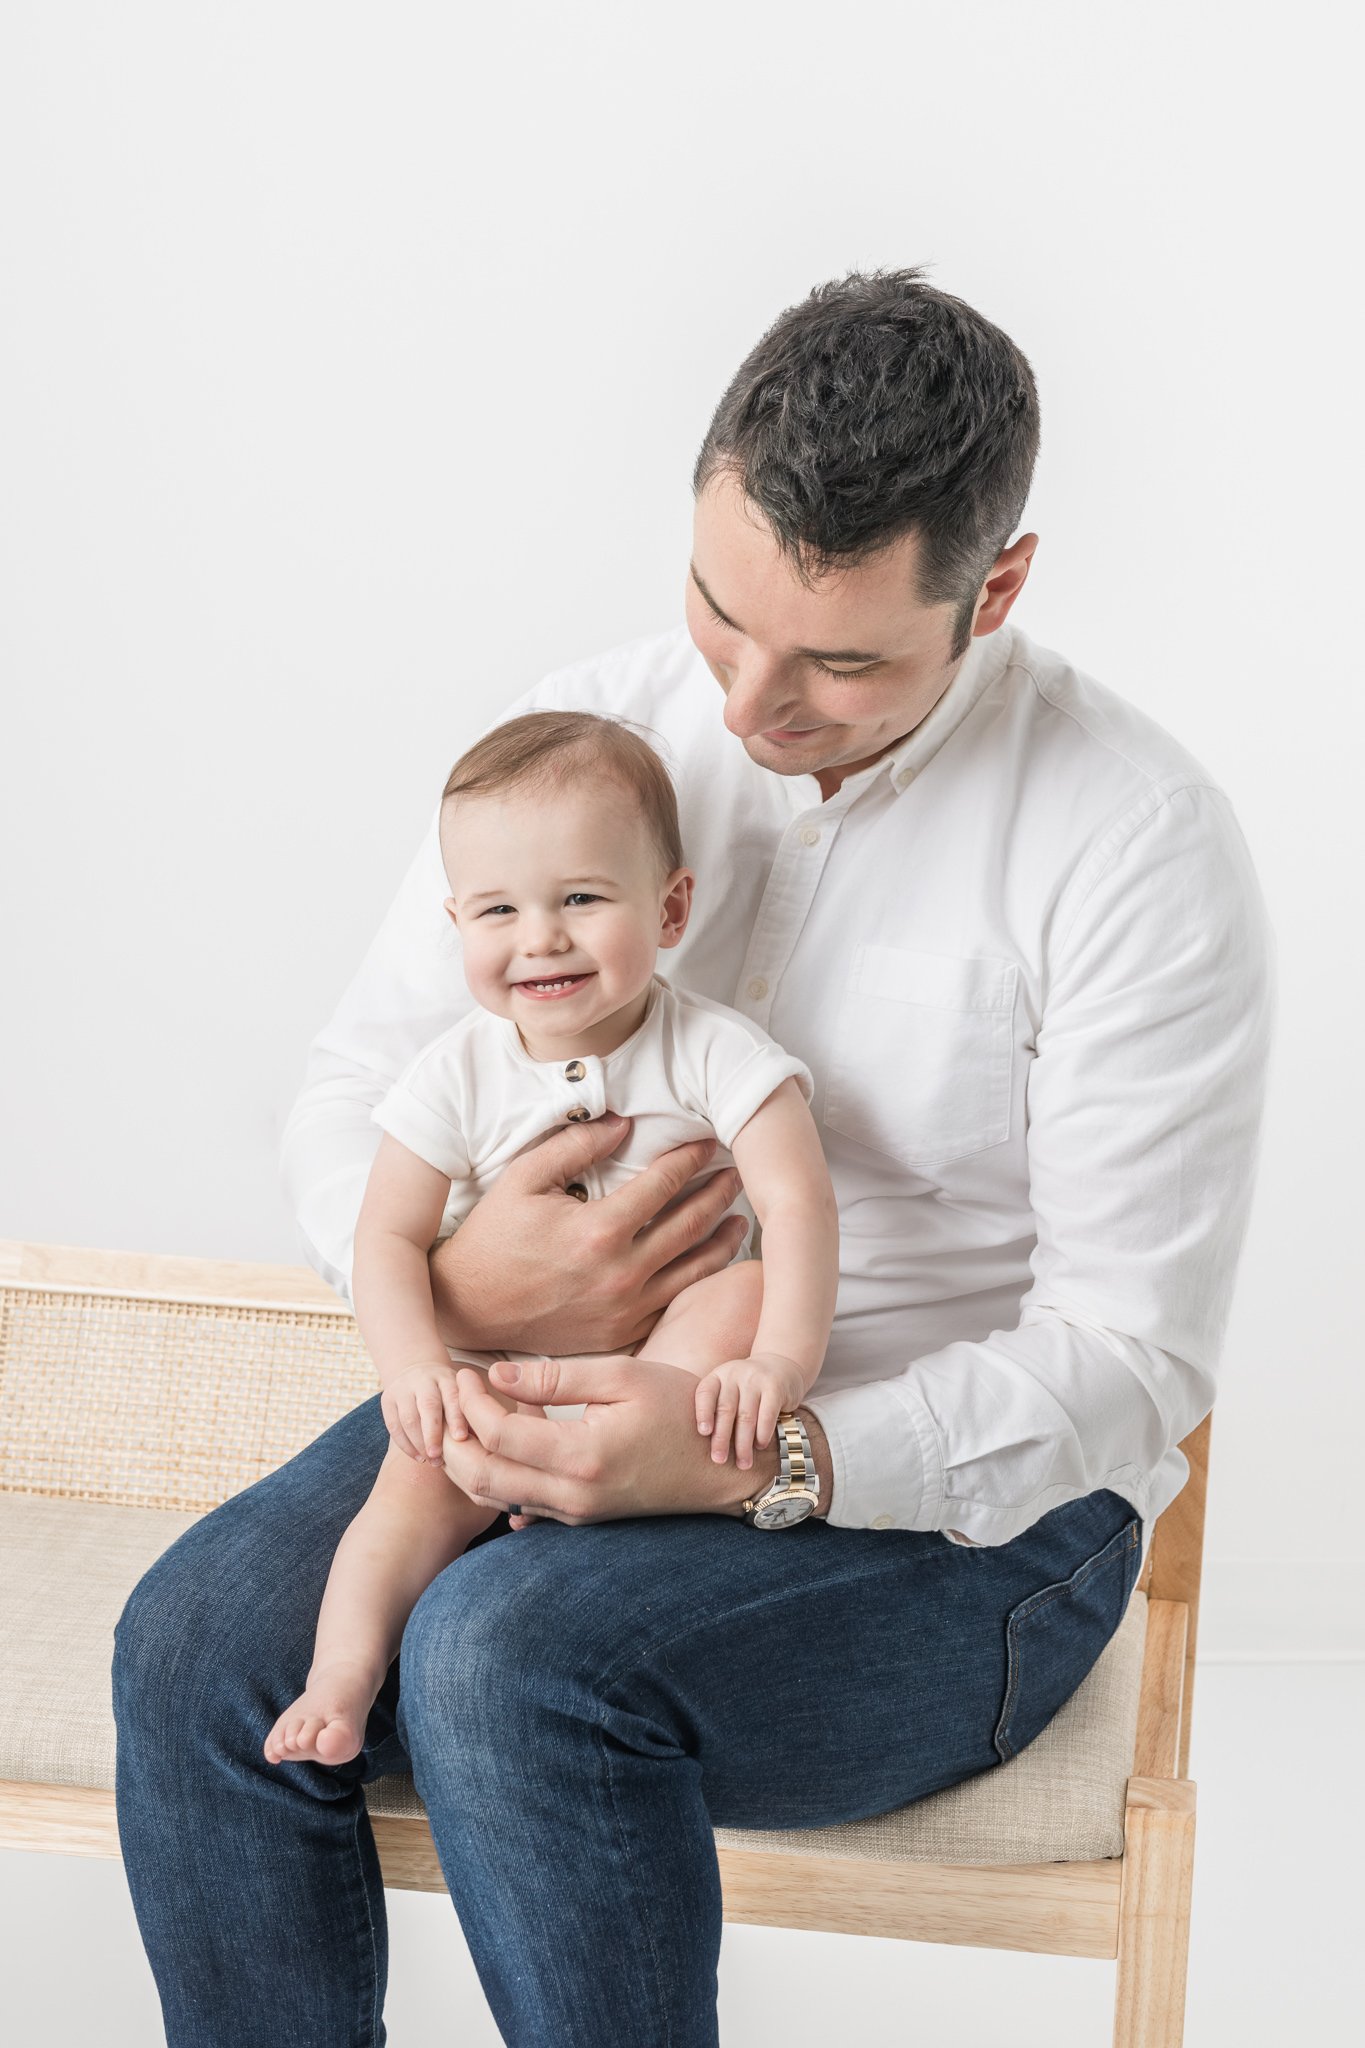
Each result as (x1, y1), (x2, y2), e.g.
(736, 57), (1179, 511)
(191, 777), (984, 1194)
(0, 1283), (372, 1512)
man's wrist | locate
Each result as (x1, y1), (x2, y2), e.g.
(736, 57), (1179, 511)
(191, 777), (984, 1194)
(713, 1405), (832, 1519)
(427, 1236), (482, 1351)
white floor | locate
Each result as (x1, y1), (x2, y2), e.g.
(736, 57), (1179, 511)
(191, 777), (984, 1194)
(3, 1661), (1358, 2046)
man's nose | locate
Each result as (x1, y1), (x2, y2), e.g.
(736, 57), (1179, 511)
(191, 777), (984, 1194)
(720, 655), (801, 738)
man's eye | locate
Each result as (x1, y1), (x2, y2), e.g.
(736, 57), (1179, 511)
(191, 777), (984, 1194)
(707, 597), (877, 679)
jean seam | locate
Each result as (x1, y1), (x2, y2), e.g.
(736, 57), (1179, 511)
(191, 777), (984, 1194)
(348, 1799), (384, 2048)
(596, 1715), (678, 2048)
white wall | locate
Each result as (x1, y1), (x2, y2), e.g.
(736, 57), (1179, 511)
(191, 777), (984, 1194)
(3, 6), (1359, 2045)
(2, 0), (1359, 1620)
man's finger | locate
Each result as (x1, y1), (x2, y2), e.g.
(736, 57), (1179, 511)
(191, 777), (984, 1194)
(479, 1354), (635, 1418)
(443, 1422), (584, 1525)
(593, 1137), (727, 1239)
(507, 1111), (635, 1192)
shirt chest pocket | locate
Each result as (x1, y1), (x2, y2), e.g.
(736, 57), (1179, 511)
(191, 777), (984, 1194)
(822, 945), (1019, 1170)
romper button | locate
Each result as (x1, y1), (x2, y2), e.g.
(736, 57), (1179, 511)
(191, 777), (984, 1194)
(565, 1182), (589, 1201)
(564, 1060), (586, 1081)
(565, 1106), (591, 1123)
(746, 977), (768, 1000)
(871, 1513), (893, 1530)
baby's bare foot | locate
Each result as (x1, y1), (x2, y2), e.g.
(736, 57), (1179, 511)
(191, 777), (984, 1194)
(263, 1660), (383, 1767)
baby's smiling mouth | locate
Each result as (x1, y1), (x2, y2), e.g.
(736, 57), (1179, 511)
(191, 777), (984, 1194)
(512, 971), (595, 993)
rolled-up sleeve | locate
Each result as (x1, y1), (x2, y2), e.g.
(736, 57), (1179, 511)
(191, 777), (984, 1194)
(804, 782), (1277, 1544)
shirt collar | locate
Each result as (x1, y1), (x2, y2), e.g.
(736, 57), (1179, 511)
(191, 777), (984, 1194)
(774, 623), (1015, 814)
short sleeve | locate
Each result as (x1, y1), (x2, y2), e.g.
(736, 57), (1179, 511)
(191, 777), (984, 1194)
(371, 1040), (473, 1180)
(693, 1014), (815, 1150)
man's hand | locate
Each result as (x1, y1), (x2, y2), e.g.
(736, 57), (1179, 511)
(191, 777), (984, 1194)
(441, 1353), (833, 1524)
(427, 1113), (750, 1356)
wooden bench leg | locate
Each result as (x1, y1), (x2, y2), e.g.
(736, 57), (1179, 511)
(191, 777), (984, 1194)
(1113, 1777), (1197, 2048)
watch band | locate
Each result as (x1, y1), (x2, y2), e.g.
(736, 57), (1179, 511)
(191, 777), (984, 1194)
(741, 1411), (820, 1527)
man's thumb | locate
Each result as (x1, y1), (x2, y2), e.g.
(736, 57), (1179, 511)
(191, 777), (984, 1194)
(521, 1110), (631, 1184)
(490, 1353), (629, 1402)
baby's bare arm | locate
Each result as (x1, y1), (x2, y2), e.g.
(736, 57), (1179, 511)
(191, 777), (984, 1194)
(728, 1079), (840, 1386)
(353, 1132), (458, 1387)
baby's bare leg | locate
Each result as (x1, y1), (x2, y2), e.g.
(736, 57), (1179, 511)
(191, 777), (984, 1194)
(633, 1258), (766, 1378)
(263, 1435), (499, 1768)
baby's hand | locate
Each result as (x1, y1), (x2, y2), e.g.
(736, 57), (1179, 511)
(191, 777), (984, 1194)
(381, 1359), (468, 1467)
(694, 1353), (809, 1471)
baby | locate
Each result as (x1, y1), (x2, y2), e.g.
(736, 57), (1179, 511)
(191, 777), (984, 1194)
(264, 709), (840, 1769)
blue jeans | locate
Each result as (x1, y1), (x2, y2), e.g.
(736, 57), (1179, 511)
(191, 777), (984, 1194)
(112, 1392), (1143, 2048)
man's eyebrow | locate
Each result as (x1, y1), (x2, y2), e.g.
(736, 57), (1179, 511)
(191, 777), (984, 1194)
(463, 875), (619, 905)
(689, 562), (886, 665)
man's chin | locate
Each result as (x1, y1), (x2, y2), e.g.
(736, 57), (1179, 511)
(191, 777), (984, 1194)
(742, 730), (840, 773)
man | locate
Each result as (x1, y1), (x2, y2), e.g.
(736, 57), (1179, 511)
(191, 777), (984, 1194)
(113, 268), (1274, 2048)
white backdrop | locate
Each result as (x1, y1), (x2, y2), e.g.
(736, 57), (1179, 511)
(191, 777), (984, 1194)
(3, 7), (1360, 2044)
(2, 11), (1358, 1626)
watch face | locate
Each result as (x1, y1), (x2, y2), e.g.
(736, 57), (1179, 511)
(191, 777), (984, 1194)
(755, 1491), (817, 1529)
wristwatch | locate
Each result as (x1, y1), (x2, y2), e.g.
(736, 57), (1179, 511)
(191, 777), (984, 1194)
(741, 1411), (821, 1528)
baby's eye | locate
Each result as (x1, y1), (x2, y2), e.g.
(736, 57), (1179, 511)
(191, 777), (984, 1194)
(478, 894), (601, 917)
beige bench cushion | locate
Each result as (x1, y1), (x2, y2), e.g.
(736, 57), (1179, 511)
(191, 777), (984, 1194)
(0, 1491), (1146, 1865)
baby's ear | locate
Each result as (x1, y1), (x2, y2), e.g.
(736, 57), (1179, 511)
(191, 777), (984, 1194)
(442, 896), (459, 925)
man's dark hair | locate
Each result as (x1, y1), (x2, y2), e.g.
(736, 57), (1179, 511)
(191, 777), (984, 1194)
(692, 266), (1040, 660)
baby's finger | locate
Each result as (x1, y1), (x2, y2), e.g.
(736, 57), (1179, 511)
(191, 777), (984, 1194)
(755, 1385), (784, 1450)
(416, 1387), (447, 1462)
(381, 1396), (419, 1460)
(397, 1393), (428, 1461)
(733, 1398), (759, 1471)
(441, 1381), (468, 1445)
(710, 1385), (739, 1464)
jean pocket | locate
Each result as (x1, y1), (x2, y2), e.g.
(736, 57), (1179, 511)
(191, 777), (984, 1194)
(992, 1508), (1143, 1763)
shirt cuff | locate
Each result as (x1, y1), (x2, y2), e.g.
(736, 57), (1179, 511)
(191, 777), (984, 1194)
(801, 1377), (947, 1532)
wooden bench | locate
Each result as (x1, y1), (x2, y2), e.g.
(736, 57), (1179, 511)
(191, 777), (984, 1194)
(0, 1237), (1205, 2044)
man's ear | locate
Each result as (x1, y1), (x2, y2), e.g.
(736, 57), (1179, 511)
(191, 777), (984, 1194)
(972, 531), (1039, 637)
(443, 895), (459, 925)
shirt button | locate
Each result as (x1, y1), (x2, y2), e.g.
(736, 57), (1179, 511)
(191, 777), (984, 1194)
(565, 1182), (589, 1201)
(871, 1513), (893, 1530)
(563, 1060), (586, 1081)
(565, 1106), (592, 1123)
(746, 977), (768, 1000)
(800, 826), (821, 846)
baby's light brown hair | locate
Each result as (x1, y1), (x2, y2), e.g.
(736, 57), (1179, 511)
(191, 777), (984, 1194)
(441, 710), (686, 884)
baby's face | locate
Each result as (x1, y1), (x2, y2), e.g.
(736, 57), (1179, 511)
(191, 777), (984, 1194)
(441, 781), (692, 1047)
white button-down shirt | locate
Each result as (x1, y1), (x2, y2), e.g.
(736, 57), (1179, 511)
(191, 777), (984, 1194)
(280, 619), (1276, 1557)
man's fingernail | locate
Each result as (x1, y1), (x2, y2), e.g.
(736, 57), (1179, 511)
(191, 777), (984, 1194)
(494, 1361), (521, 1382)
